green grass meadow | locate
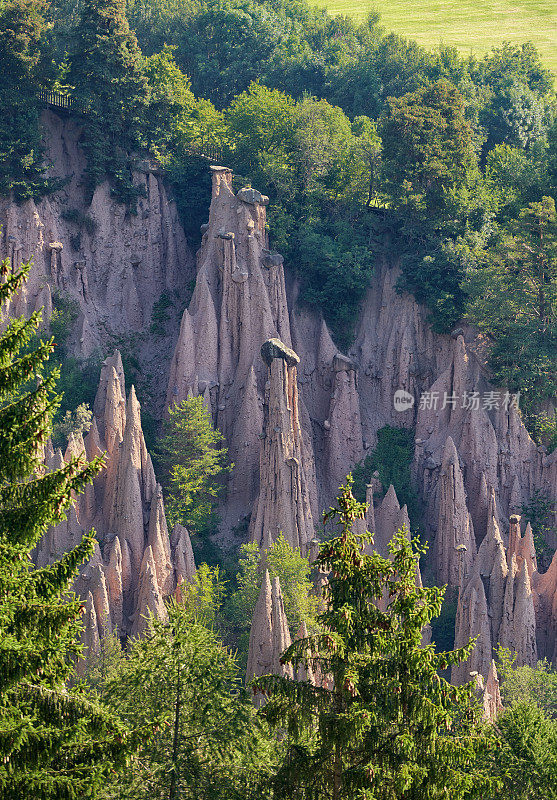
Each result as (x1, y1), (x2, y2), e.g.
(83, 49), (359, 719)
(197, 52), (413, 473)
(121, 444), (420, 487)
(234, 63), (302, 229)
(310, 0), (557, 76)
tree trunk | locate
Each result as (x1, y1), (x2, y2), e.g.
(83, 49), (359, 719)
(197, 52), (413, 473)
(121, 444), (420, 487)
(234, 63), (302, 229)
(169, 664), (181, 800)
(333, 740), (342, 800)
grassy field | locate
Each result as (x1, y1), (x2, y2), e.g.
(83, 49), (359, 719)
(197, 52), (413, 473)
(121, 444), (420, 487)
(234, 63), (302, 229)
(309, 0), (557, 77)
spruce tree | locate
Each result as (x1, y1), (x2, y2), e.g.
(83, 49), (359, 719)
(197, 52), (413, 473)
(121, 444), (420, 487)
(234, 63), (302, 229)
(68, 0), (148, 206)
(253, 478), (497, 800)
(159, 396), (231, 534)
(99, 598), (278, 800)
(0, 256), (132, 798)
(0, 0), (51, 200)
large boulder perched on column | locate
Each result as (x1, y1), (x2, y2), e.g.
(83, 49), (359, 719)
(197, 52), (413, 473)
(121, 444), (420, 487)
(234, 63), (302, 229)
(261, 337), (300, 368)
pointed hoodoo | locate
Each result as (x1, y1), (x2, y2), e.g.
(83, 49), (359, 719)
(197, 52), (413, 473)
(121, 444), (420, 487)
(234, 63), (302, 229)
(76, 592), (100, 677)
(533, 548), (557, 663)
(372, 484), (402, 558)
(507, 514), (522, 568)
(105, 537), (124, 632)
(132, 546), (168, 637)
(271, 577), (294, 679)
(452, 571), (492, 686)
(246, 572), (293, 703)
(90, 565), (112, 640)
(147, 484), (174, 596)
(171, 523), (197, 600)
(38, 351), (178, 649)
(93, 350), (126, 435)
(497, 553), (538, 668)
(511, 558), (538, 667)
(518, 522), (537, 579)
(324, 354), (364, 500)
(246, 570), (274, 692)
(166, 166), (296, 521)
(434, 437), (476, 588)
(249, 339), (315, 553)
(482, 660), (503, 722)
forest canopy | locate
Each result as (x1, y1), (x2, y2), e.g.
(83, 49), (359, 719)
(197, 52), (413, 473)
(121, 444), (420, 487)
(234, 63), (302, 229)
(0, 0), (556, 428)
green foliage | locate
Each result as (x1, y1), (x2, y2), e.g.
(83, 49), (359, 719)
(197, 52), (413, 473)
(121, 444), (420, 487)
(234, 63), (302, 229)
(528, 410), (557, 453)
(49, 291), (79, 353)
(61, 207), (99, 236)
(0, 257), (132, 797)
(521, 489), (556, 567)
(497, 647), (557, 718)
(180, 562), (227, 629)
(54, 355), (101, 424)
(377, 79), (494, 333)
(68, 0), (148, 206)
(464, 196), (557, 420)
(149, 290), (174, 337)
(45, 292), (102, 431)
(472, 42), (554, 152)
(140, 45), (225, 240)
(352, 425), (419, 521)
(228, 535), (318, 639)
(159, 396), (231, 534)
(0, 0), (56, 200)
(485, 143), (548, 219)
(490, 702), (557, 799)
(52, 401), (93, 447)
(253, 477), (496, 800)
(485, 649), (557, 798)
(379, 79), (478, 218)
(429, 587), (458, 653)
(225, 83), (376, 347)
(99, 599), (279, 799)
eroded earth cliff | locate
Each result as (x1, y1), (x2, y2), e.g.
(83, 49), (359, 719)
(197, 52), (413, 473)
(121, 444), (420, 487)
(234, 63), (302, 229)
(2, 110), (556, 686)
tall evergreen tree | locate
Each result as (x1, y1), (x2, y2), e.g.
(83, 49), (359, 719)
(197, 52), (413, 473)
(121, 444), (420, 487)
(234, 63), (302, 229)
(0, 256), (132, 798)
(0, 0), (52, 200)
(68, 0), (148, 206)
(253, 478), (496, 800)
(159, 395), (230, 534)
(99, 598), (278, 800)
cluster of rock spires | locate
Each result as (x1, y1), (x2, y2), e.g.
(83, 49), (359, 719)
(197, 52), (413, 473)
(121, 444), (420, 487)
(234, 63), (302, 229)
(0, 110), (193, 414)
(34, 351), (196, 673)
(3, 110), (556, 717)
(452, 511), (557, 685)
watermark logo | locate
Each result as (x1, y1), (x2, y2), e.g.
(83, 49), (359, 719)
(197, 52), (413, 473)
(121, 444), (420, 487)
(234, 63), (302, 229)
(393, 389), (520, 412)
(393, 389), (415, 412)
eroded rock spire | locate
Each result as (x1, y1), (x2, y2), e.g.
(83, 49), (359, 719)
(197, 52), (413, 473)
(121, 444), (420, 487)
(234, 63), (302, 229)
(249, 339), (315, 553)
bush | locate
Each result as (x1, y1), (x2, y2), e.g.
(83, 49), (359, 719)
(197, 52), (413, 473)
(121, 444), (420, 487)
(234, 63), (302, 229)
(352, 426), (419, 521)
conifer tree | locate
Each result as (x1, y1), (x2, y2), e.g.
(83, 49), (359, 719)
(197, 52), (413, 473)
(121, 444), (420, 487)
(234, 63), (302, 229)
(159, 395), (231, 534)
(68, 0), (148, 206)
(100, 598), (278, 800)
(253, 478), (497, 800)
(0, 256), (132, 798)
(0, 0), (51, 200)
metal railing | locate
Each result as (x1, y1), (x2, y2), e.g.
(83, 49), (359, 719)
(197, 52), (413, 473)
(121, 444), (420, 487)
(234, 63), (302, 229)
(38, 90), (74, 111)
(38, 90), (224, 164)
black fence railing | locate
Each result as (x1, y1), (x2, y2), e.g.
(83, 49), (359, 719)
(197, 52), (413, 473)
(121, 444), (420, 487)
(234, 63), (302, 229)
(38, 90), (224, 164)
(187, 142), (223, 163)
(38, 90), (74, 111)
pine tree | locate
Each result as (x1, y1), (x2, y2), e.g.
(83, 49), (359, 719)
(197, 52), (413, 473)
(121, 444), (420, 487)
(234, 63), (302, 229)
(253, 478), (497, 800)
(0, 0), (51, 200)
(100, 599), (278, 800)
(159, 396), (231, 534)
(0, 256), (133, 798)
(68, 0), (148, 206)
